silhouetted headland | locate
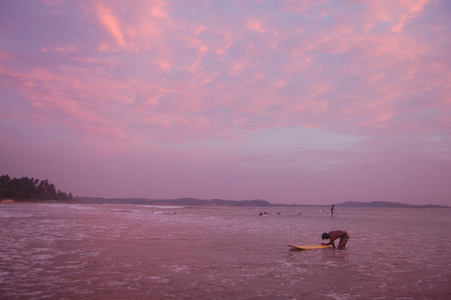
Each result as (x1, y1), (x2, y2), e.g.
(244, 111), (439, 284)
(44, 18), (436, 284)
(0, 175), (73, 202)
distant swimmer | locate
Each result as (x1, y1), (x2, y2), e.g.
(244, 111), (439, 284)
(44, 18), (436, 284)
(330, 204), (335, 217)
(321, 230), (349, 249)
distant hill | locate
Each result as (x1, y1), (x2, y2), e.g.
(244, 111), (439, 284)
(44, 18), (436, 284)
(73, 198), (448, 208)
(336, 201), (448, 208)
(74, 197), (273, 207)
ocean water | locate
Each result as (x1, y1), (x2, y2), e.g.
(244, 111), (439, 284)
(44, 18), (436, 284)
(1, 203), (450, 300)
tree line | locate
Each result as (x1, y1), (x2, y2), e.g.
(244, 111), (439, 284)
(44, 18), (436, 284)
(0, 175), (73, 201)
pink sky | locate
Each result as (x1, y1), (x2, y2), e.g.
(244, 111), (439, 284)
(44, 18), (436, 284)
(1, 0), (450, 205)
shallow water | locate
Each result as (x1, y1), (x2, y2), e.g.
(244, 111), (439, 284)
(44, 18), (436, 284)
(1, 203), (450, 299)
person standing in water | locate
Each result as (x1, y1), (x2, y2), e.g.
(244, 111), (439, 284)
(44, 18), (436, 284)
(330, 204), (335, 217)
(321, 230), (349, 249)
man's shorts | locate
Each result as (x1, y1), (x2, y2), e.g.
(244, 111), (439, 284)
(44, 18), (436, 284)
(338, 232), (349, 249)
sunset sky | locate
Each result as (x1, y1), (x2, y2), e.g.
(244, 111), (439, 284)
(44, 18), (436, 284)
(1, 0), (450, 205)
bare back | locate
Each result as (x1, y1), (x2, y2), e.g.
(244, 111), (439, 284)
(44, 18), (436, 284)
(328, 230), (346, 243)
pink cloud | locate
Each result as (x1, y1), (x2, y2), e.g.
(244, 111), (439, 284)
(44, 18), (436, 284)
(246, 19), (266, 34)
(97, 3), (126, 47)
(48, 46), (78, 55)
(150, 0), (169, 19)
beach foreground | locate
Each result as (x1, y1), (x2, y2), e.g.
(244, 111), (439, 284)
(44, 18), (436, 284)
(1, 203), (450, 299)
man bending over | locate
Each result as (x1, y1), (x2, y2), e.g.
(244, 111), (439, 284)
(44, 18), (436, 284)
(321, 230), (349, 249)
